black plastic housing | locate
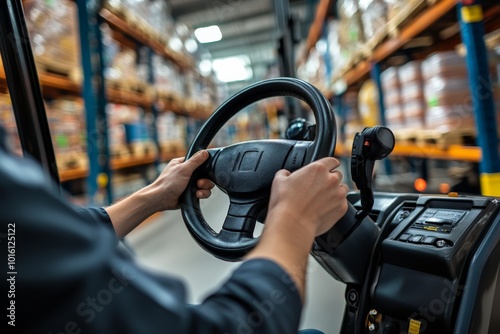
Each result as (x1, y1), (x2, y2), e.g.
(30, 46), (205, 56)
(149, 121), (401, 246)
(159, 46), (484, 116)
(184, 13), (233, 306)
(311, 203), (380, 284)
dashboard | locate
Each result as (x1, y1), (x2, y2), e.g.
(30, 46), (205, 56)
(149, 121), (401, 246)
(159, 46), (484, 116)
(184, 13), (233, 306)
(312, 192), (500, 334)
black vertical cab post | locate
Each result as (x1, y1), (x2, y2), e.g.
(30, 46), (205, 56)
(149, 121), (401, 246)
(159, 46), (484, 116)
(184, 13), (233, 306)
(273, 0), (304, 121)
(0, 0), (60, 184)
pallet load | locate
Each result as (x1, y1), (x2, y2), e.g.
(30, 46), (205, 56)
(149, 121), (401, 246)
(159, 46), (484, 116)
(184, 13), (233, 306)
(399, 60), (426, 130)
(419, 50), (500, 147)
(23, 0), (81, 82)
(422, 51), (474, 133)
(46, 98), (88, 170)
(0, 94), (21, 156)
(381, 66), (404, 130)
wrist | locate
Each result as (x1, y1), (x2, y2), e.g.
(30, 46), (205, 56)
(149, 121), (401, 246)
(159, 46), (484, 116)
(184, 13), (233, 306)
(266, 204), (317, 241)
(137, 183), (163, 213)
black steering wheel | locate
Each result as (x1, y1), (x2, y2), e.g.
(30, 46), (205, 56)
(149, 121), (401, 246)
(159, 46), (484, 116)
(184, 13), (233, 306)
(180, 77), (337, 261)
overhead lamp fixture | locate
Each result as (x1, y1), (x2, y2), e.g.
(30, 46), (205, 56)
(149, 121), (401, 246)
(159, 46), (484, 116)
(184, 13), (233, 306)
(194, 25), (222, 44)
(184, 38), (198, 53)
(198, 59), (212, 76)
(212, 56), (252, 82)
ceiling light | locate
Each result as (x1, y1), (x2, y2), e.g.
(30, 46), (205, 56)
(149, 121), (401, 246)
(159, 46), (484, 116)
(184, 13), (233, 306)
(168, 36), (183, 51)
(198, 59), (212, 76)
(194, 25), (222, 44)
(184, 38), (198, 53)
(212, 56), (252, 82)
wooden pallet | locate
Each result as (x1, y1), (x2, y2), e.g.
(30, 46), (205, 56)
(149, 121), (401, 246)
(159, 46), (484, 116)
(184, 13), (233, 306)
(416, 128), (477, 149)
(122, 9), (156, 40)
(156, 90), (182, 102)
(361, 26), (389, 58)
(110, 144), (131, 158)
(56, 151), (88, 170)
(156, 90), (185, 112)
(130, 141), (157, 157)
(394, 129), (419, 144)
(106, 79), (149, 95)
(35, 56), (81, 83)
(161, 140), (185, 154)
(102, 0), (126, 20)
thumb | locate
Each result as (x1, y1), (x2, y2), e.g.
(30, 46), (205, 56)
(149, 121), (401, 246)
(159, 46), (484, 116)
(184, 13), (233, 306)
(183, 150), (209, 172)
(275, 169), (292, 178)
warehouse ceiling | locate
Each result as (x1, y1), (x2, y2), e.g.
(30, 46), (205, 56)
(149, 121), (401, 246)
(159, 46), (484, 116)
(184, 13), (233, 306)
(167, 0), (315, 85)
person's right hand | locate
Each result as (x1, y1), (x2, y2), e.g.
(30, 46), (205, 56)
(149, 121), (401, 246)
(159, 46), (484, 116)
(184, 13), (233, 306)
(267, 157), (349, 237)
(246, 157), (349, 301)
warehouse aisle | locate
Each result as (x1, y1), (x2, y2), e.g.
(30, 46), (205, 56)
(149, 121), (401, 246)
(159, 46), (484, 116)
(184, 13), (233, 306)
(126, 188), (346, 334)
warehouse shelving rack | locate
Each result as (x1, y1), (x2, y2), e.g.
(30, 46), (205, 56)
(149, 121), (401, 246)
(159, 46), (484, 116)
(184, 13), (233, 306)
(304, 0), (500, 196)
(0, 0), (214, 204)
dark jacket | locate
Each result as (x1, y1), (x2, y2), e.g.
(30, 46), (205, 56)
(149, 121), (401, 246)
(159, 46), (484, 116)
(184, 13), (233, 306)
(0, 127), (301, 333)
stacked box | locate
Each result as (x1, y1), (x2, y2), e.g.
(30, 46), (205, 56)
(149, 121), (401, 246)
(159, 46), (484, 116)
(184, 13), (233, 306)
(107, 104), (153, 156)
(358, 79), (380, 127)
(422, 52), (473, 131)
(344, 91), (364, 142)
(24, 0), (79, 67)
(398, 60), (425, 129)
(153, 54), (185, 97)
(185, 70), (215, 106)
(101, 24), (142, 84)
(0, 94), (22, 156)
(337, 0), (365, 59)
(384, 0), (413, 21)
(45, 98), (87, 169)
(157, 111), (187, 153)
(327, 20), (351, 79)
(422, 51), (500, 132)
(358, 0), (388, 40)
(381, 67), (404, 129)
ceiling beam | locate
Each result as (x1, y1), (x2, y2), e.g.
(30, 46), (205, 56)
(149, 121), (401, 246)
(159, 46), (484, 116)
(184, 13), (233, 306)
(217, 14), (275, 39)
(203, 30), (276, 52)
(175, 0), (272, 27)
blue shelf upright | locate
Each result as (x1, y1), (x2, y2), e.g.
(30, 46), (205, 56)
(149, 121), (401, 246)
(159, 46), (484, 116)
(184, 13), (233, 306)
(458, 0), (500, 196)
(76, 0), (113, 205)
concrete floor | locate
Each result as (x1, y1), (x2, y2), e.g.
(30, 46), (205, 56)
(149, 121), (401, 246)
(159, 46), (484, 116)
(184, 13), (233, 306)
(125, 188), (346, 334)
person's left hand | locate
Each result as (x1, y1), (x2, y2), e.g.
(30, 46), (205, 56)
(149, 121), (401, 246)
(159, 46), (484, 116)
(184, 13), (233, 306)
(147, 150), (215, 212)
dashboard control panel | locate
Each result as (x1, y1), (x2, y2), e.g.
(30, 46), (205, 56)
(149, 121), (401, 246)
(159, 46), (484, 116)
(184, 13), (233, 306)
(366, 195), (499, 333)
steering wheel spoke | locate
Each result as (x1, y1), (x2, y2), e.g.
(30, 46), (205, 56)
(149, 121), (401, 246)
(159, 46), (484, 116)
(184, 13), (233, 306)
(221, 199), (267, 233)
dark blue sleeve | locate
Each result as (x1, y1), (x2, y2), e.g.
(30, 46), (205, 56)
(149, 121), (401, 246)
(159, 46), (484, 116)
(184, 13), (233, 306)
(185, 259), (303, 333)
(75, 206), (118, 243)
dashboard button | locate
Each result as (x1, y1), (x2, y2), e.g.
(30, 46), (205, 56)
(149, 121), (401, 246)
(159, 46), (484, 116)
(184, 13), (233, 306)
(399, 233), (412, 242)
(436, 239), (447, 248)
(423, 236), (436, 245)
(410, 235), (424, 243)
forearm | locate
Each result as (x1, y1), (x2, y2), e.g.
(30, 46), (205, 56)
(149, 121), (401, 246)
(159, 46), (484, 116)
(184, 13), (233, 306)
(189, 258), (302, 333)
(245, 205), (316, 301)
(104, 184), (160, 238)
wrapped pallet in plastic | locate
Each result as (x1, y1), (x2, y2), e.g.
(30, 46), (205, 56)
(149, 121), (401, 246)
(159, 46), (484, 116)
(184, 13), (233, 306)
(24, 0), (80, 73)
(399, 60), (425, 129)
(358, 0), (388, 41)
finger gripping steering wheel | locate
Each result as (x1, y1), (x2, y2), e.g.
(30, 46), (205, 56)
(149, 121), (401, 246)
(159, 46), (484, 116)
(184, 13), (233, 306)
(180, 77), (337, 261)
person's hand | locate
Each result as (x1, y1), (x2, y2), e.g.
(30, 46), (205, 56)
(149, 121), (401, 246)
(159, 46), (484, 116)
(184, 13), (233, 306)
(267, 157), (349, 237)
(148, 150), (215, 212)
(246, 157), (349, 300)
(105, 150), (214, 238)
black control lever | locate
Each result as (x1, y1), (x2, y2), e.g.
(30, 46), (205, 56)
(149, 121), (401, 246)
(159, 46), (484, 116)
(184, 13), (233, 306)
(351, 126), (395, 220)
(311, 126), (395, 285)
(285, 118), (316, 141)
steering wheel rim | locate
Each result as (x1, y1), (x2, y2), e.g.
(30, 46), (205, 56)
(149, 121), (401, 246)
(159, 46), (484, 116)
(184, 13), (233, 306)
(180, 77), (337, 261)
